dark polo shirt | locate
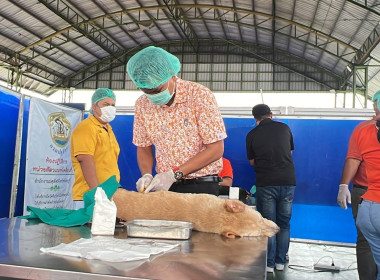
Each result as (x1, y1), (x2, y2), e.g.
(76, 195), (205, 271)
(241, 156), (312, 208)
(246, 118), (296, 187)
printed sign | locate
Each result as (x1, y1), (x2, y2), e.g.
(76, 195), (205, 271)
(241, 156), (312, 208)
(23, 98), (82, 214)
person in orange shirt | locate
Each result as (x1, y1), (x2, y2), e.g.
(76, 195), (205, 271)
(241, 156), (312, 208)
(70, 88), (120, 209)
(218, 157), (233, 187)
(339, 92), (380, 280)
(338, 98), (378, 280)
(127, 46), (227, 195)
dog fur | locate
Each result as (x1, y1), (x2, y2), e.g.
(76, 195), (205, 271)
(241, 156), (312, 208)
(112, 189), (279, 238)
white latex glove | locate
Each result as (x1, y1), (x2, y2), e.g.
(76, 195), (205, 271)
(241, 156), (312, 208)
(136, 174), (153, 193)
(144, 170), (176, 193)
(337, 184), (351, 210)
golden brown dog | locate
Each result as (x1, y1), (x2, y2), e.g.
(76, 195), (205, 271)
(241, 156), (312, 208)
(112, 189), (279, 239)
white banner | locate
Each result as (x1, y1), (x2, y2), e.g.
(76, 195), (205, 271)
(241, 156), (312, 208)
(24, 98), (82, 214)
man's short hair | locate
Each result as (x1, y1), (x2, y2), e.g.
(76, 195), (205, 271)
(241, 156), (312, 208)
(252, 104), (271, 119)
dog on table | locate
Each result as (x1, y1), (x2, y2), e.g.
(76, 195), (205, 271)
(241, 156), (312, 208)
(112, 189), (279, 238)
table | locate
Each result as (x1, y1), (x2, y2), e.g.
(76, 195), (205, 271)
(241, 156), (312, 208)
(0, 217), (267, 279)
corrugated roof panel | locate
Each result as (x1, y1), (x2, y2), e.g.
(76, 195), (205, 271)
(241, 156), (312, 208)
(228, 63), (242, 73)
(252, 0), (273, 14)
(23, 2), (70, 30)
(275, 72), (290, 82)
(318, 52), (340, 70)
(212, 72), (227, 82)
(198, 64), (211, 72)
(256, 29), (273, 48)
(288, 39), (307, 58)
(226, 81), (243, 91)
(182, 54), (197, 64)
(275, 35), (290, 52)
(213, 64), (227, 72)
(312, 1), (344, 33)
(0, 34), (22, 55)
(182, 63), (196, 72)
(83, 80), (97, 89)
(228, 0), (252, 10)
(209, 81), (223, 91)
(197, 72), (209, 81)
(227, 74), (242, 83)
(191, 21), (211, 39)
(303, 45), (323, 62)
(243, 64), (257, 72)
(236, 12), (255, 26)
(240, 27), (258, 44)
(202, 21), (226, 39)
(0, 18), (37, 51)
(275, 0), (296, 18)
(0, 0), (379, 96)
(332, 13), (369, 48)
(242, 82), (257, 91)
(224, 25), (242, 41)
(284, 1), (319, 24)
(182, 72), (196, 81)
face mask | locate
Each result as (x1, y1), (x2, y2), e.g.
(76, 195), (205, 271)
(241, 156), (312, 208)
(145, 88), (173, 105)
(99, 106), (116, 123)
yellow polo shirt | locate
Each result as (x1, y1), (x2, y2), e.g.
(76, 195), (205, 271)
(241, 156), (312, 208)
(70, 115), (120, 200)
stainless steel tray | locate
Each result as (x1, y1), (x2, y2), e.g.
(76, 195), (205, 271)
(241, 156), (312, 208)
(126, 219), (193, 240)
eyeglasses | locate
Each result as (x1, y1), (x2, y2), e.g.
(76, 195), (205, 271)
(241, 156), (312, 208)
(376, 121), (380, 143)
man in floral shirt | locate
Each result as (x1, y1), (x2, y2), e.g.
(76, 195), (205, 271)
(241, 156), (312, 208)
(127, 46), (227, 195)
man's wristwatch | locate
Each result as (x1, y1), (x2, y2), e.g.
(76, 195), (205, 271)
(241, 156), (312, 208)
(173, 167), (183, 181)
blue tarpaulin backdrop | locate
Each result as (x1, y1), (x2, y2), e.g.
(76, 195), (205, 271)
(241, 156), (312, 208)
(0, 88), (359, 243)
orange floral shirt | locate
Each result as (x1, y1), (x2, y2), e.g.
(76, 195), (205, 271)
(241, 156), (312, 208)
(133, 77), (227, 178)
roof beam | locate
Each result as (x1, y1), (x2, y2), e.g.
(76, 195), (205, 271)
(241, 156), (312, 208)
(55, 39), (339, 91)
(9, 0), (98, 65)
(346, 0), (380, 16)
(339, 24), (380, 89)
(37, 0), (123, 59)
(0, 45), (64, 86)
(20, 5), (356, 62)
(162, 0), (199, 52)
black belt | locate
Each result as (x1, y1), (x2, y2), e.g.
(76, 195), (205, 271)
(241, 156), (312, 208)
(175, 175), (222, 185)
(353, 184), (368, 190)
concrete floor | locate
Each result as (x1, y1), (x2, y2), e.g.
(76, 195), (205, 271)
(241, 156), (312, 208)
(267, 240), (359, 280)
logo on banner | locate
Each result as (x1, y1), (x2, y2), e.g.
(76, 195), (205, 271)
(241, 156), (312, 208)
(48, 112), (72, 147)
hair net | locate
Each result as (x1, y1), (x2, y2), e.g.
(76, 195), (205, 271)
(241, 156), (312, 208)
(372, 90), (380, 110)
(92, 88), (116, 104)
(127, 46), (181, 89)
(90, 88), (116, 115)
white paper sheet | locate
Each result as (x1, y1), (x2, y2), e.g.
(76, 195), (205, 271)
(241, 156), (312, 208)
(41, 236), (179, 262)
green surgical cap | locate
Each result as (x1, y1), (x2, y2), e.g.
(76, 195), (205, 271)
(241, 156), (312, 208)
(372, 90), (380, 110)
(90, 88), (116, 115)
(127, 46), (181, 89)
(91, 88), (116, 104)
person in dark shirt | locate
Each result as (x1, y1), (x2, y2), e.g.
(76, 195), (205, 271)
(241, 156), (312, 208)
(246, 104), (296, 273)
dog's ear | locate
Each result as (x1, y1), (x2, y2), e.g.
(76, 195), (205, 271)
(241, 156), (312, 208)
(221, 231), (240, 239)
(224, 200), (245, 213)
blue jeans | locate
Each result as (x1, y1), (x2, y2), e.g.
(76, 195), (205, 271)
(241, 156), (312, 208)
(357, 199), (380, 280)
(352, 187), (377, 280)
(256, 185), (296, 267)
